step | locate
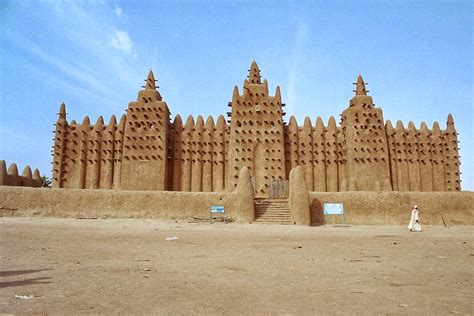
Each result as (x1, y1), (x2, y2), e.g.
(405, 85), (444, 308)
(256, 218), (292, 222)
(256, 212), (291, 216)
(254, 200), (288, 204)
(255, 201), (288, 203)
(254, 198), (292, 224)
(255, 207), (290, 210)
(255, 220), (292, 225)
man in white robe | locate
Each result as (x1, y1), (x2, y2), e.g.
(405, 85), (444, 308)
(407, 205), (421, 232)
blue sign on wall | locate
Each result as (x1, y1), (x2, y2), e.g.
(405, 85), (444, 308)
(323, 203), (344, 215)
(210, 205), (225, 213)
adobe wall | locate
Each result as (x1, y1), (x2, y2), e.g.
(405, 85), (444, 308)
(52, 62), (461, 193)
(0, 186), (255, 223)
(169, 114), (229, 192)
(0, 186), (471, 225)
(0, 160), (41, 188)
(309, 191), (473, 226)
(385, 116), (460, 192)
(52, 103), (126, 190)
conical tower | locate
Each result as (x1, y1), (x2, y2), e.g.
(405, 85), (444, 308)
(52, 102), (68, 188)
(121, 70), (171, 190)
(227, 61), (286, 196)
(443, 114), (460, 191)
(340, 75), (391, 191)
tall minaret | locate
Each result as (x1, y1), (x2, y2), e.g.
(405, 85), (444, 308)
(121, 71), (171, 191)
(227, 61), (286, 196)
(52, 102), (68, 188)
(340, 75), (391, 191)
(444, 114), (461, 191)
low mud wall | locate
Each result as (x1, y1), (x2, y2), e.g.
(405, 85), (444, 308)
(0, 187), (251, 223)
(0, 187), (472, 225)
(309, 191), (474, 226)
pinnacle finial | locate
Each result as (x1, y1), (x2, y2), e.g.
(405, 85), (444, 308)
(173, 114), (182, 126)
(109, 115), (117, 126)
(59, 102), (66, 119)
(33, 169), (41, 181)
(22, 166), (32, 178)
(146, 70), (156, 90)
(248, 60), (261, 84)
(447, 113), (454, 124)
(355, 74), (367, 96)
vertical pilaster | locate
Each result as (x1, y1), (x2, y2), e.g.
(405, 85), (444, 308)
(52, 103), (68, 188)
(313, 117), (326, 192)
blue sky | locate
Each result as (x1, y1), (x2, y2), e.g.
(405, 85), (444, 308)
(0, 0), (472, 190)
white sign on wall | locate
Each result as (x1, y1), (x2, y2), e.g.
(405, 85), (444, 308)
(323, 203), (345, 224)
(323, 203), (344, 215)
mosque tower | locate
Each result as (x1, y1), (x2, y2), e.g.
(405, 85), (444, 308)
(120, 71), (171, 190)
(340, 75), (391, 191)
(227, 61), (286, 195)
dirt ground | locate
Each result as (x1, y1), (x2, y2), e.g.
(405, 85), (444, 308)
(0, 218), (472, 315)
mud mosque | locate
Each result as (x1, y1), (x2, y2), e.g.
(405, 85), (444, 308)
(51, 61), (461, 195)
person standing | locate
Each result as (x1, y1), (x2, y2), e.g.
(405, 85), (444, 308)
(407, 205), (421, 232)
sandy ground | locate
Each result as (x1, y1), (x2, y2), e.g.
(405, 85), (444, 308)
(0, 218), (472, 315)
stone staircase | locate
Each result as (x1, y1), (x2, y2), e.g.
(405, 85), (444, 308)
(254, 198), (293, 224)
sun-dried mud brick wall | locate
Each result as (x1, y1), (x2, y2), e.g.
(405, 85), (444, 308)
(52, 61), (461, 192)
(0, 160), (41, 187)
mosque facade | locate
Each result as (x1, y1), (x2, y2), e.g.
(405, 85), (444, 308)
(52, 61), (461, 194)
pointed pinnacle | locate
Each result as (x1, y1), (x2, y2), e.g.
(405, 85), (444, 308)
(205, 116), (215, 127)
(58, 102), (67, 120)
(22, 166), (32, 178)
(173, 114), (183, 126)
(233, 85), (240, 98)
(216, 115), (226, 127)
(109, 115), (117, 126)
(96, 116), (104, 126)
(146, 70), (156, 90)
(447, 113), (454, 124)
(8, 163), (18, 176)
(196, 115), (204, 127)
(315, 117), (324, 129)
(185, 115), (195, 128)
(275, 86), (281, 99)
(396, 120), (404, 130)
(420, 122), (429, 132)
(248, 60), (261, 84)
(355, 74), (367, 96)
(289, 115), (297, 126)
(328, 116), (337, 129)
(33, 169), (41, 181)
(119, 114), (127, 126)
